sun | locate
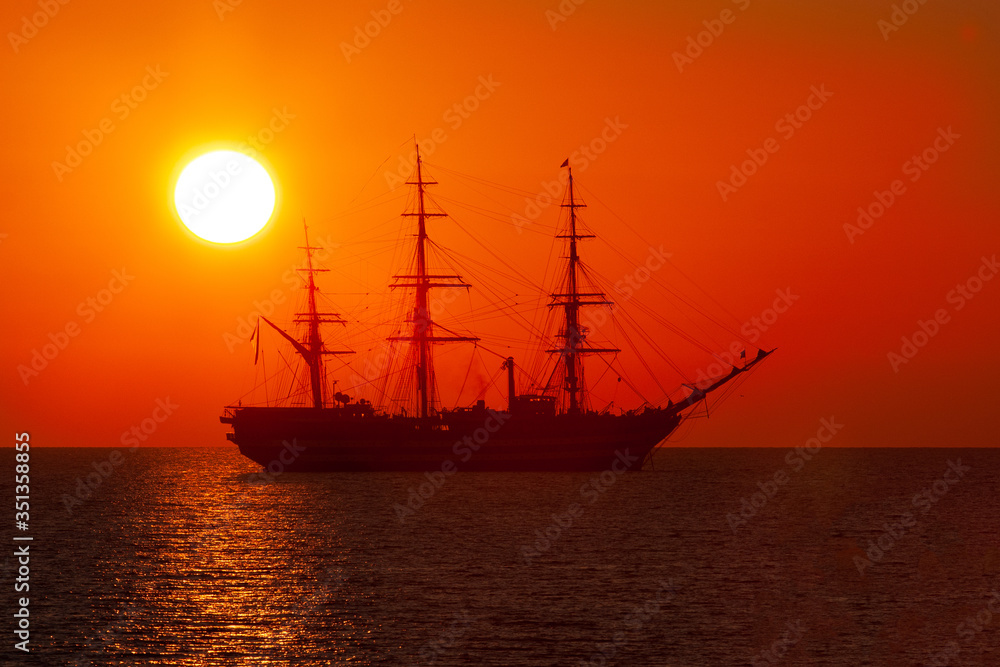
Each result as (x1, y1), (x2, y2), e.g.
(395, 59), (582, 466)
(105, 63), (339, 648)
(174, 150), (276, 244)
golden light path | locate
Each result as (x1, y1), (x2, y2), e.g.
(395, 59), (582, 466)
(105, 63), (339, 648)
(174, 150), (276, 244)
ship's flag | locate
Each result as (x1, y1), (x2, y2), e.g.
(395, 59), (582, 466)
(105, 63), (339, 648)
(560, 158), (569, 168)
(250, 319), (260, 364)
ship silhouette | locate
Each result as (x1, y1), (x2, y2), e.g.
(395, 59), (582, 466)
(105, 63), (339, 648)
(221, 147), (773, 471)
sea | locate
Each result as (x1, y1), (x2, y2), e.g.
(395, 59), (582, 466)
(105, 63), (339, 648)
(2, 446), (998, 666)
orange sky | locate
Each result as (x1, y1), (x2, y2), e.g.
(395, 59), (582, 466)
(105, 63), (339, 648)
(1, 0), (998, 447)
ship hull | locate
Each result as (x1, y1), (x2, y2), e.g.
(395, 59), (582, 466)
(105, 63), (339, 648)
(223, 406), (680, 472)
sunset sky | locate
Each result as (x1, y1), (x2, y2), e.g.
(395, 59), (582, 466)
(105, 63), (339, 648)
(1, 0), (997, 447)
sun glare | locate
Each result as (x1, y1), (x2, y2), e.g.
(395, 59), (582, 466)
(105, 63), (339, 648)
(174, 150), (276, 244)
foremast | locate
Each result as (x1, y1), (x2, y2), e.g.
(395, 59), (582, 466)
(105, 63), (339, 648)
(548, 165), (619, 415)
(548, 167), (773, 416)
(388, 145), (478, 419)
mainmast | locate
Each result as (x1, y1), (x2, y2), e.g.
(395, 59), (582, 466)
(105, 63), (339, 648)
(548, 165), (618, 415)
(388, 145), (478, 419)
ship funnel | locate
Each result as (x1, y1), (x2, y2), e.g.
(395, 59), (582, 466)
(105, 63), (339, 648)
(505, 357), (515, 413)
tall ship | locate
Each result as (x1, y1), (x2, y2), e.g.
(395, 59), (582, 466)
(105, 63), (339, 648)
(220, 147), (773, 471)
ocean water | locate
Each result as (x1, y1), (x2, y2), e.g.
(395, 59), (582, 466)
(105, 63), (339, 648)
(3, 447), (999, 666)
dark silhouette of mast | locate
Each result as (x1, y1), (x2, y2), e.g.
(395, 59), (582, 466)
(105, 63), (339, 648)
(296, 222), (325, 407)
(549, 165), (618, 415)
(258, 221), (353, 408)
(389, 145), (478, 419)
(258, 222), (353, 408)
